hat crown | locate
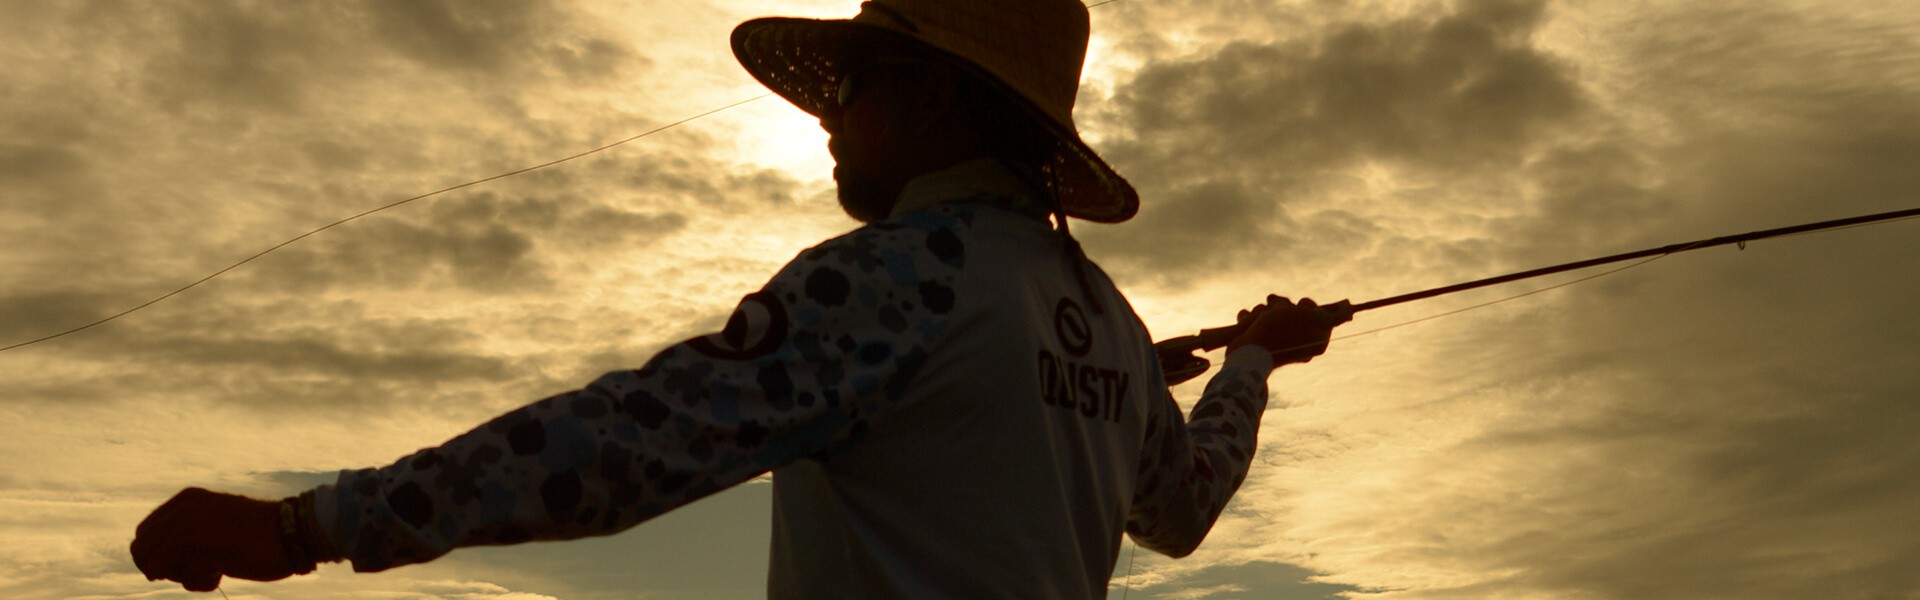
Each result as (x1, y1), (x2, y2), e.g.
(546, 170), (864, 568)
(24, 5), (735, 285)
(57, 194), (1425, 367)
(732, 0), (1139, 222)
(851, 0), (1090, 129)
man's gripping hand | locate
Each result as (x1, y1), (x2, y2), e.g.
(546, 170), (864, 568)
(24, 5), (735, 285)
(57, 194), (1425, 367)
(1226, 295), (1351, 367)
(131, 487), (294, 592)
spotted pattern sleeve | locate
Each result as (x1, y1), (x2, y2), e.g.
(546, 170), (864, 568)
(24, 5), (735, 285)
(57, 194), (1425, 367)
(309, 211), (974, 572)
(1126, 345), (1274, 557)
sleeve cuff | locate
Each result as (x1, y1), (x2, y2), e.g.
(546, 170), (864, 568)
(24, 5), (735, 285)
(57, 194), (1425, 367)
(1222, 344), (1275, 374)
(309, 472), (353, 563)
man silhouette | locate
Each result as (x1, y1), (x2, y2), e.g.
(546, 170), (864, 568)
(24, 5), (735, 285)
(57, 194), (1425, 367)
(131, 1), (1348, 597)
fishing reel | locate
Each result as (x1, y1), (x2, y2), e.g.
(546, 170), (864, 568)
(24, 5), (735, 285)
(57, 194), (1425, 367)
(1152, 328), (1235, 386)
(1153, 334), (1215, 386)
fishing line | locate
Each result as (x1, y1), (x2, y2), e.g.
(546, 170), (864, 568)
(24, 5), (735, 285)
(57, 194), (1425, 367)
(1768, 212), (1920, 242)
(0, 95), (769, 353)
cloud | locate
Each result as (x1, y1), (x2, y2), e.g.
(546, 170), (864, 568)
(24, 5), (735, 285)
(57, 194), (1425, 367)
(0, 143), (100, 225)
(104, 0), (641, 117)
(363, 0), (637, 81)
(1078, 2), (1920, 599)
(0, 1), (801, 597)
(1119, 559), (1367, 600)
(123, 2), (323, 114)
(0, 0), (762, 415)
(0, 290), (124, 346)
(241, 190), (687, 295)
(433, 480), (774, 600)
(1259, 5), (1920, 597)
(1078, 0), (1587, 283)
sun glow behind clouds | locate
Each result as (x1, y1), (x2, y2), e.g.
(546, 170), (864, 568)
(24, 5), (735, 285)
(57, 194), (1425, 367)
(727, 97), (837, 183)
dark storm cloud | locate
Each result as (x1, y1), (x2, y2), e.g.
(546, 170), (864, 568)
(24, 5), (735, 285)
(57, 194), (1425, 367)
(114, 0), (639, 115)
(247, 190), (685, 295)
(1080, 0), (1585, 280)
(1332, 3), (1920, 597)
(1, 298), (520, 401)
(1496, 3), (1920, 256)
(0, 291), (121, 346)
(134, 1), (335, 114)
(0, 0), (734, 414)
(0, 144), (89, 198)
(2, 190), (685, 359)
(0, 116), (109, 228)
(0, 185), (689, 403)
(620, 145), (810, 208)
(1128, 559), (1367, 599)
(366, 0), (548, 73)
(364, 0), (636, 81)
(1477, 216), (1920, 598)
(1422, 288), (1920, 600)
(0, 0), (672, 298)
(131, 331), (515, 383)
(1491, 140), (1667, 257)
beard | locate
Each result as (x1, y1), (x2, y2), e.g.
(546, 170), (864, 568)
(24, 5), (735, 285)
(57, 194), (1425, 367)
(834, 164), (902, 223)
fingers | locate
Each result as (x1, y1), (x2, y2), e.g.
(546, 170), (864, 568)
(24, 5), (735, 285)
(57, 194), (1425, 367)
(130, 536), (157, 580)
(1241, 295), (1293, 325)
(131, 548), (221, 591)
(1272, 296), (1354, 327)
(131, 490), (191, 581)
(179, 562), (223, 593)
(129, 487), (248, 591)
(1228, 295), (1353, 365)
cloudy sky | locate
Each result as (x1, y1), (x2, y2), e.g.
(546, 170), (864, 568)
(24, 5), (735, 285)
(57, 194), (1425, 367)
(4, 0), (1918, 598)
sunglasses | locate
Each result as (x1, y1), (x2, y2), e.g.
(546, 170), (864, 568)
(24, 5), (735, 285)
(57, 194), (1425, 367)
(834, 56), (937, 112)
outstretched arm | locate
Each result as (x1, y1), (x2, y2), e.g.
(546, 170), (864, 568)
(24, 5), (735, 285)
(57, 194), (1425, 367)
(131, 214), (972, 589)
(1127, 296), (1346, 556)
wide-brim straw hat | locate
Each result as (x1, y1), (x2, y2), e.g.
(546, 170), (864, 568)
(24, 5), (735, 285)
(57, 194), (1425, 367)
(731, 0), (1139, 223)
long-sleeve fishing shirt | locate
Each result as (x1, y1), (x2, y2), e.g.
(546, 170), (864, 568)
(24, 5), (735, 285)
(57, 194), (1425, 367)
(309, 159), (1276, 599)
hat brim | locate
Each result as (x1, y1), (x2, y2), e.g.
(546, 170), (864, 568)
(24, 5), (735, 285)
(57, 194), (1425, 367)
(731, 17), (1139, 224)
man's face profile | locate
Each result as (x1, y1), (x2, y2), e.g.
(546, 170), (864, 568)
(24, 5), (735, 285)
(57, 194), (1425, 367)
(823, 61), (942, 222)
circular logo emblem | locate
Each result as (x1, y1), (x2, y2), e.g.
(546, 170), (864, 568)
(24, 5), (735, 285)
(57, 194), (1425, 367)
(1054, 297), (1093, 357)
(688, 291), (789, 360)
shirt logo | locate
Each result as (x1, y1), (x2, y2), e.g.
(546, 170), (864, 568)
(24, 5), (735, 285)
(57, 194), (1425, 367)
(1054, 297), (1093, 357)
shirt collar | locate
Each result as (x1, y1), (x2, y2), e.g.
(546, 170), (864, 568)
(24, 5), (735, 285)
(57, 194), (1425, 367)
(889, 158), (1044, 218)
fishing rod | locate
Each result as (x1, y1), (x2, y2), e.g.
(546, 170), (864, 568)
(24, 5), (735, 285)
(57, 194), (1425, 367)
(1154, 205), (1920, 385)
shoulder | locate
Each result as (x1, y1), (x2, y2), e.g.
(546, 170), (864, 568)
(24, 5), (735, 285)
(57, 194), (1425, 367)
(769, 204), (982, 315)
(804, 204), (978, 272)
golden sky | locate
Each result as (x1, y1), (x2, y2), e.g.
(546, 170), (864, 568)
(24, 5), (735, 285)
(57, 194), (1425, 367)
(3, 0), (1919, 598)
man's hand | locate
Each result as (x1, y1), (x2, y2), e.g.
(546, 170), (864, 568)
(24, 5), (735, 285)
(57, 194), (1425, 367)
(1226, 295), (1351, 367)
(131, 487), (293, 592)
